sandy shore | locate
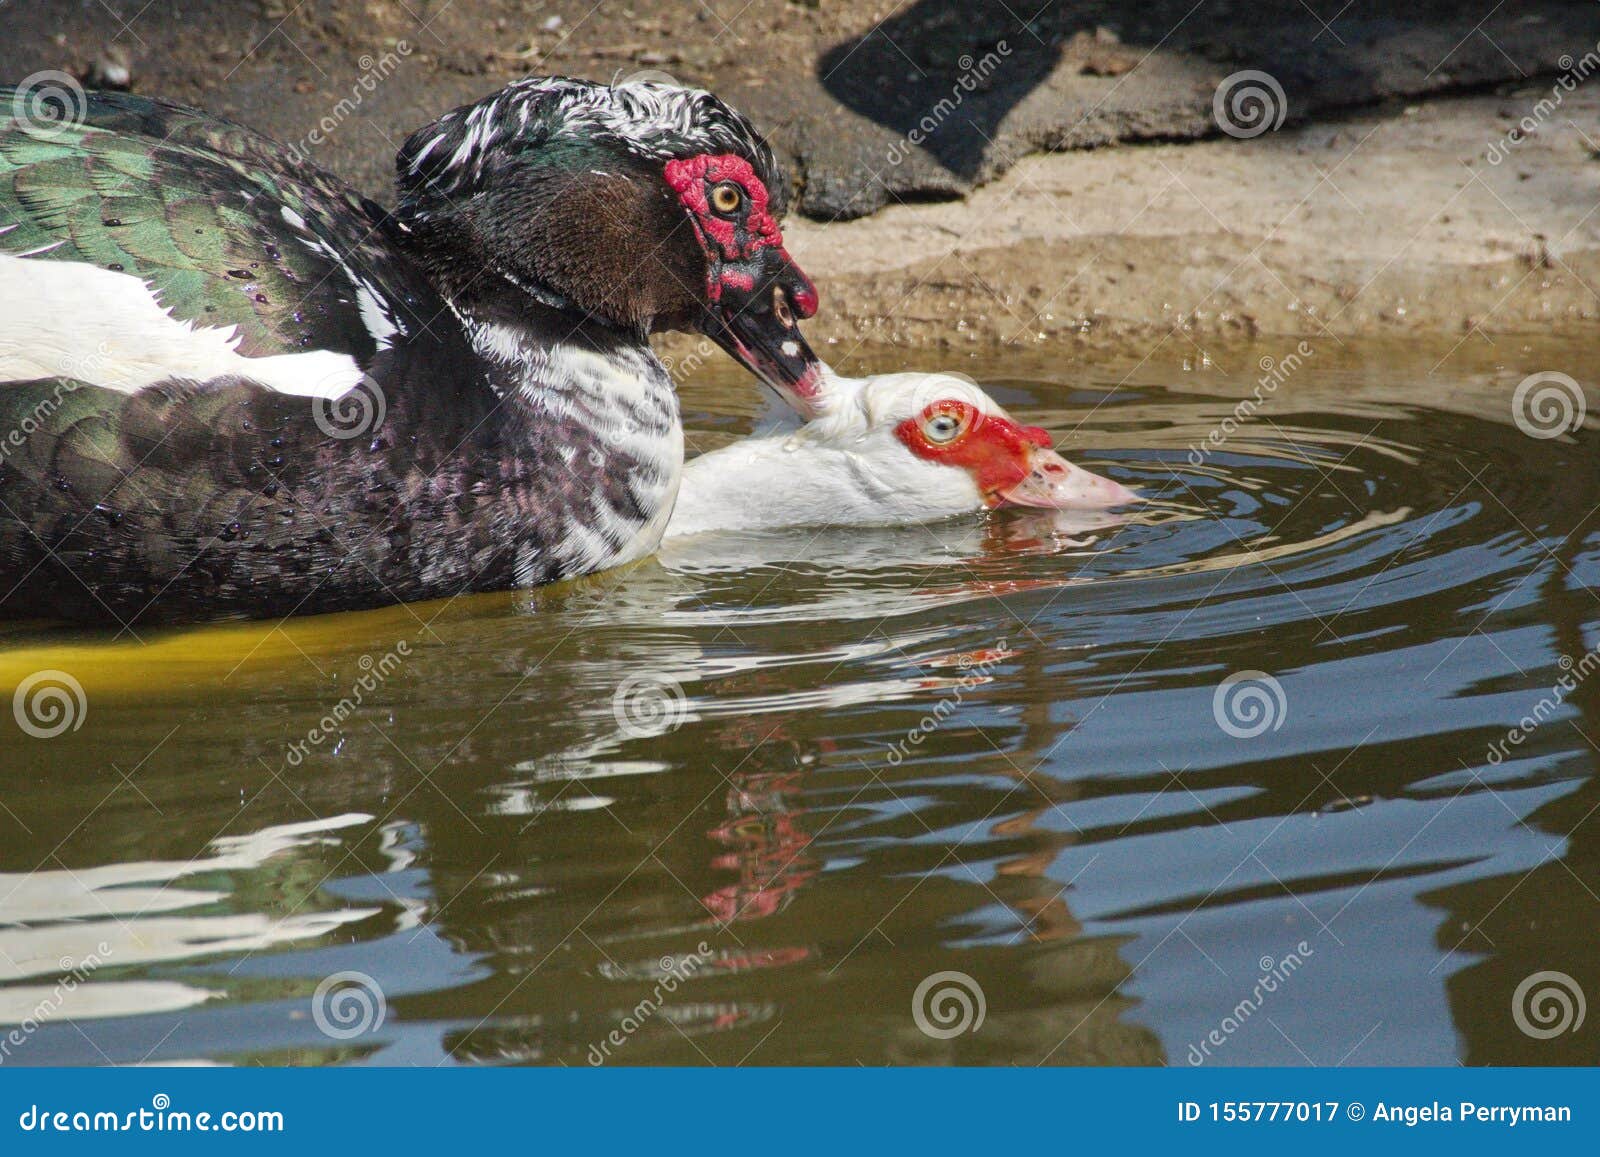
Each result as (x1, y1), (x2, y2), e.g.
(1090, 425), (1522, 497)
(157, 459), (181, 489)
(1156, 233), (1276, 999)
(782, 85), (1600, 352)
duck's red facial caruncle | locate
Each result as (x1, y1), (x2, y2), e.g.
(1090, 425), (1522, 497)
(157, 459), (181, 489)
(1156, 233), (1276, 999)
(665, 153), (824, 416)
(894, 399), (1140, 510)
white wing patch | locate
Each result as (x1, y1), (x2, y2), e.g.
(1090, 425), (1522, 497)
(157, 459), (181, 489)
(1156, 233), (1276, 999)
(0, 254), (363, 398)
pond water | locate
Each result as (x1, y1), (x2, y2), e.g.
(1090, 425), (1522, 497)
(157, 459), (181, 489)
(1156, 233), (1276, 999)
(1, 338), (1596, 1066)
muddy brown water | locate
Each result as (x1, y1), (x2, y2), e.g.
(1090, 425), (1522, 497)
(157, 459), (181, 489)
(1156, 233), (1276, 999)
(1, 339), (1596, 1066)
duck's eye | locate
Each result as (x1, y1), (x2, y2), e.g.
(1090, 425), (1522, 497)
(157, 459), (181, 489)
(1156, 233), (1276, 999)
(710, 182), (744, 215)
(923, 411), (966, 444)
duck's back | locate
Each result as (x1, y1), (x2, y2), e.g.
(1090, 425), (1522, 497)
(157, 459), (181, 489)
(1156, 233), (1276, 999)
(0, 90), (450, 367)
(0, 91), (544, 624)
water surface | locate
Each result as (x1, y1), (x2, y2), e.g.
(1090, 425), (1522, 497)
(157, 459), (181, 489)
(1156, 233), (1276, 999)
(2, 339), (1596, 1066)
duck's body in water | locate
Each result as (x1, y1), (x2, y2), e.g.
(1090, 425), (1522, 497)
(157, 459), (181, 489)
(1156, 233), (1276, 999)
(0, 79), (822, 626)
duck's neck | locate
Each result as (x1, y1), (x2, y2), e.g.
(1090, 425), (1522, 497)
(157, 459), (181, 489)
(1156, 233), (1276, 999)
(449, 272), (685, 570)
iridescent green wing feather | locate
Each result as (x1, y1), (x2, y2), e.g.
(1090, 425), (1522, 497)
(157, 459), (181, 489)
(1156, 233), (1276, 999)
(0, 89), (443, 365)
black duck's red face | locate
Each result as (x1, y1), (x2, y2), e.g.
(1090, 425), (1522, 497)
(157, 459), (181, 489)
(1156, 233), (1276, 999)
(393, 77), (824, 411)
(665, 153), (824, 417)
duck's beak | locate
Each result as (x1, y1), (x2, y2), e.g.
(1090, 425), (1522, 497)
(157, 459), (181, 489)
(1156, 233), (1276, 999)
(997, 445), (1141, 510)
(701, 251), (826, 419)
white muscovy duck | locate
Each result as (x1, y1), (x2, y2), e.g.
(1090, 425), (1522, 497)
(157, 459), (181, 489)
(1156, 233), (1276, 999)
(665, 369), (1138, 538)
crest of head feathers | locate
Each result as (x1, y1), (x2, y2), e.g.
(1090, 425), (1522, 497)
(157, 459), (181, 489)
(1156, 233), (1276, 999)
(394, 75), (785, 226)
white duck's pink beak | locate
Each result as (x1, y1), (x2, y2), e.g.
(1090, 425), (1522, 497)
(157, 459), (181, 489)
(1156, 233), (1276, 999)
(997, 447), (1140, 510)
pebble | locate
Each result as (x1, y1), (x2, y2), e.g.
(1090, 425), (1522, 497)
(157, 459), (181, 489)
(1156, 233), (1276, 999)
(86, 45), (132, 90)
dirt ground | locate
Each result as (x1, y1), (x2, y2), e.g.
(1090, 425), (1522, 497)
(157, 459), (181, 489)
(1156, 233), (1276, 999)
(4, 1), (1600, 350)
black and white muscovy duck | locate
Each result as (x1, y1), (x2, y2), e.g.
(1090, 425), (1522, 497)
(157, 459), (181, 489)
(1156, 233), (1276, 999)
(0, 77), (821, 625)
(665, 369), (1138, 537)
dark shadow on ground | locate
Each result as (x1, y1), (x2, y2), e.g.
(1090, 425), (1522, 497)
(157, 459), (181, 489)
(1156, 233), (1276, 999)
(816, 0), (1067, 182)
(807, 0), (1600, 218)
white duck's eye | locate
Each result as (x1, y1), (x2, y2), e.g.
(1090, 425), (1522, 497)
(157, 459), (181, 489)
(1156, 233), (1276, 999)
(922, 411), (966, 444)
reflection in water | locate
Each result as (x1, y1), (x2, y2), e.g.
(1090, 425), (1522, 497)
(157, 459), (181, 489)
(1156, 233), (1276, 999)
(701, 722), (819, 926)
(0, 815), (380, 1029)
(0, 341), (1596, 1066)
(1426, 495), (1600, 1067)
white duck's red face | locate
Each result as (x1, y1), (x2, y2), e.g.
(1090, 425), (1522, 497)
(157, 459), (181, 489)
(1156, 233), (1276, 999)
(888, 385), (1139, 512)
